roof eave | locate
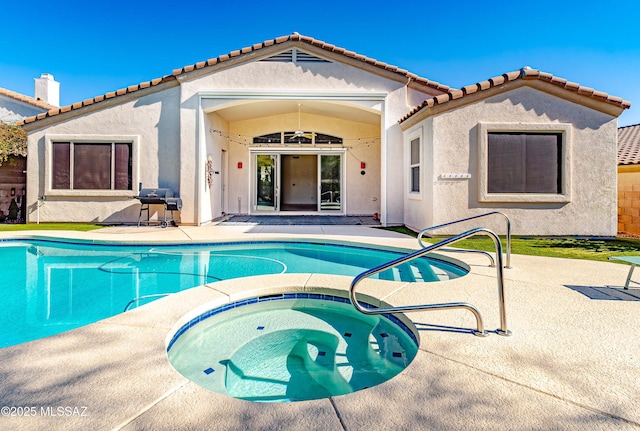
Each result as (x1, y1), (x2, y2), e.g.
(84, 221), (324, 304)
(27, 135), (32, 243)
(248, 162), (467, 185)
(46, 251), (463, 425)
(399, 69), (631, 129)
(0, 88), (56, 111)
(171, 33), (451, 94)
(19, 77), (178, 132)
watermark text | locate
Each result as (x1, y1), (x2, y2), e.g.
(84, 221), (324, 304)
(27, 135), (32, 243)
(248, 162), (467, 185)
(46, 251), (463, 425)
(1, 406), (88, 417)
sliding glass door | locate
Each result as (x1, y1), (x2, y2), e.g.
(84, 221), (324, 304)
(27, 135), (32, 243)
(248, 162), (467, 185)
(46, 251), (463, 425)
(319, 154), (341, 211)
(253, 152), (343, 213)
(255, 154), (277, 211)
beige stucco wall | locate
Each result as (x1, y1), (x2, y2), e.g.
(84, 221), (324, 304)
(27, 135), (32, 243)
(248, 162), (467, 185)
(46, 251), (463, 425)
(22, 54), (430, 225)
(618, 166), (640, 234)
(24, 85), (181, 224)
(0, 95), (47, 123)
(217, 112), (381, 216)
(403, 86), (619, 236)
(202, 112), (230, 222)
(176, 58), (429, 224)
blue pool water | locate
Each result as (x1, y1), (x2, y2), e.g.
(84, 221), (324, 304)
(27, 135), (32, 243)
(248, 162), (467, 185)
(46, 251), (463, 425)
(0, 239), (466, 348)
(168, 294), (419, 402)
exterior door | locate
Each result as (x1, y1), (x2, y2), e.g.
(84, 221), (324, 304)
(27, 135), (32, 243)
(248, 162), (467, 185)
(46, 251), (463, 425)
(319, 154), (341, 212)
(255, 154), (278, 211)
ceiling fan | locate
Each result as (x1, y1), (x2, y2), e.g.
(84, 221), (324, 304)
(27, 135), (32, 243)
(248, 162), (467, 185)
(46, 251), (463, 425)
(289, 104), (315, 141)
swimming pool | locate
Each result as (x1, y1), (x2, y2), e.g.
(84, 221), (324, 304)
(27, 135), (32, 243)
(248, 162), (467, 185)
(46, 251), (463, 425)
(167, 293), (419, 402)
(0, 239), (467, 348)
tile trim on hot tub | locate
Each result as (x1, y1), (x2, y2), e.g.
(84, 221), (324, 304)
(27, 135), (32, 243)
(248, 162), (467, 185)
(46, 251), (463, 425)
(166, 293), (419, 352)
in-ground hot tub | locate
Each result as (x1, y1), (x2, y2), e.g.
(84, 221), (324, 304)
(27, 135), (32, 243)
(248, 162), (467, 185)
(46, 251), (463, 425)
(167, 293), (419, 402)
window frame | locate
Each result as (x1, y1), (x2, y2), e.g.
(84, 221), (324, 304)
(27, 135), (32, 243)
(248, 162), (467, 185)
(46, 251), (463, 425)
(477, 123), (572, 203)
(406, 132), (422, 198)
(45, 134), (140, 197)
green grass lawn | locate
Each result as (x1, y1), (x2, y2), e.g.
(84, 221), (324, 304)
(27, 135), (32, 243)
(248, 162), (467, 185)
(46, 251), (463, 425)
(0, 223), (102, 232)
(3, 223), (640, 263)
(382, 226), (640, 263)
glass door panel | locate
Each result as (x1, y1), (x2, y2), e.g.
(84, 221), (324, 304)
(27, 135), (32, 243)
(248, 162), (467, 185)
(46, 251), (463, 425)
(255, 154), (277, 211)
(319, 154), (341, 211)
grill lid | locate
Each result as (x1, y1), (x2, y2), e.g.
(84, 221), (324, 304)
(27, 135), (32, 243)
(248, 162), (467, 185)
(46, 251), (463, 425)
(137, 188), (173, 203)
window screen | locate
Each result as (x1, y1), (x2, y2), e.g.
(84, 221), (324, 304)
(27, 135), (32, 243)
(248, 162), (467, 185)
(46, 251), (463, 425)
(73, 144), (111, 189)
(488, 133), (561, 194)
(114, 143), (132, 190)
(51, 141), (133, 191)
(410, 137), (420, 192)
(52, 142), (71, 189)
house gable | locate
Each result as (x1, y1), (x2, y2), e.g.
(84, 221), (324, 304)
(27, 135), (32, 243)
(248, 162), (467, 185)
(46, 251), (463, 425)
(1, 88), (54, 123)
(399, 67), (631, 129)
(19, 33), (450, 128)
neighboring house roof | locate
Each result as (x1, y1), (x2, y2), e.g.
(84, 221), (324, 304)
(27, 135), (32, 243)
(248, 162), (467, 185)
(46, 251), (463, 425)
(399, 67), (632, 124)
(18, 32), (450, 127)
(0, 87), (56, 111)
(618, 124), (640, 165)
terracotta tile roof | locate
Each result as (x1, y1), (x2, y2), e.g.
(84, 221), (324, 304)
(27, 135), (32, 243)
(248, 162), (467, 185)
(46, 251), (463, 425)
(399, 67), (632, 123)
(618, 124), (640, 165)
(18, 75), (175, 126)
(171, 32), (450, 92)
(18, 33), (450, 127)
(0, 87), (56, 111)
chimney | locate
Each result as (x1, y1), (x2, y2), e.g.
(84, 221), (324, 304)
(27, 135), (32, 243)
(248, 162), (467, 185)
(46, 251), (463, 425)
(34, 73), (60, 107)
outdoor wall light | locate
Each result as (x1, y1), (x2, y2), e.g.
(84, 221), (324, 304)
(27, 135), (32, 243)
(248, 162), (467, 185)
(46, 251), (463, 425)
(11, 188), (15, 196)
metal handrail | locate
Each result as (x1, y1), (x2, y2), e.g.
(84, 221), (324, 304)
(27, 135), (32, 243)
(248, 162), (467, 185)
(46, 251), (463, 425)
(417, 212), (511, 268)
(123, 293), (171, 312)
(350, 227), (511, 337)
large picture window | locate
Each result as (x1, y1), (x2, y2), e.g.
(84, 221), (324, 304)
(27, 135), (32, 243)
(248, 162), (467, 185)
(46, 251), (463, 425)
(487, 133), (561, 194)
(478, 123), (571, 203)
(52, 142), (132, 191)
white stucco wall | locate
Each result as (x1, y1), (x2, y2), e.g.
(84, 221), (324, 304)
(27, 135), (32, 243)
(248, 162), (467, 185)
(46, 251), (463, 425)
(0, 95), (47, 123)
(199, 112), (230, 223)
(402, 121), (435, 232)
(25, 85), (181, 223)
(403, 86), (619, 236)
(176, 57), (431, 224)
(22, 46), (443, 225)
(218, 111), (381, 216)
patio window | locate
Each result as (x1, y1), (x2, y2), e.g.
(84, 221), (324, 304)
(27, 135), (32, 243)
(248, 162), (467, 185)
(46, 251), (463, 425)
(478, 123), (572, 203)
(487, 133), (561, 194)
(253, 132), (342, 145)
(52, 142), (132, 190)
(410, 137), (420, 193)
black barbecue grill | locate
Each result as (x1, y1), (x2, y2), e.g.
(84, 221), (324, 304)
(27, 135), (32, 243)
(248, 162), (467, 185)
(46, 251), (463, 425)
(136, 188), (182, 228)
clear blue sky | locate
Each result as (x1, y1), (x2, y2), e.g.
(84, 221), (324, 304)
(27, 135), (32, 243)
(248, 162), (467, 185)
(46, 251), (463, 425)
(1, 0), (638, 126)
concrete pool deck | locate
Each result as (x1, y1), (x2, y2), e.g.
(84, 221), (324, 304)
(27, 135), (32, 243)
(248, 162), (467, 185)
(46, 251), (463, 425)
(0, 224), (639, 430)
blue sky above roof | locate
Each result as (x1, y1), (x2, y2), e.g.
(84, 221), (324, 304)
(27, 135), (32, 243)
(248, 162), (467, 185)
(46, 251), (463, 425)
(1, 0), (637, 125)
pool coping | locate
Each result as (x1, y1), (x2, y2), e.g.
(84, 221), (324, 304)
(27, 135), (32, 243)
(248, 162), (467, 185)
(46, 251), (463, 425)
(1, 225), (639, 430)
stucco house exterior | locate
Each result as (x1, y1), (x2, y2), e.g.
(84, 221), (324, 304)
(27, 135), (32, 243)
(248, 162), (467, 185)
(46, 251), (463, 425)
(18, 33), (630, 235)
(1, 74), (59, 222)
(617, 124), (640, 234)
(1, 74), (58, 123)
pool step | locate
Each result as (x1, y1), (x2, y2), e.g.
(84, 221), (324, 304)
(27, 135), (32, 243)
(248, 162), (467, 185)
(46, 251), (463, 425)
(378, 259), (447, 282)
(224, 329), (351, 401)
(368, 322), (411, 370)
